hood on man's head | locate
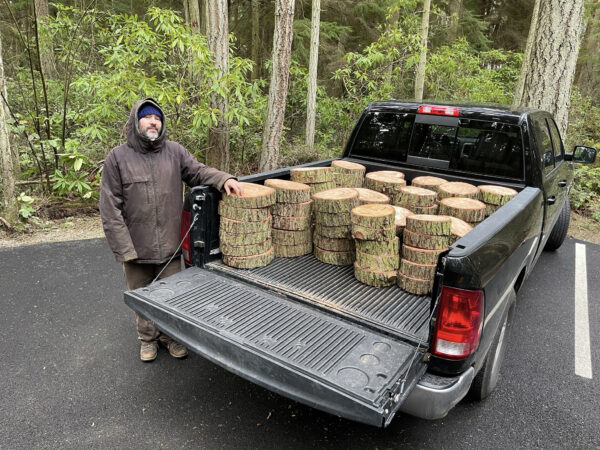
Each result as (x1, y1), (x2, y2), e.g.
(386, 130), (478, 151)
(126, 98), (167, 153)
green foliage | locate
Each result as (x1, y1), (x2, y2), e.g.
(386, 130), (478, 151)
(570, 166), (600, 222)
(565, 89), (600, 152)
(17, 193), (36, 219)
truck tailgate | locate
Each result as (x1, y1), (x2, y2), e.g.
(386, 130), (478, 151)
(124, 266), (427, 427)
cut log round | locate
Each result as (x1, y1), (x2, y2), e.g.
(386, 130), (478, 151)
(411, 176), (448, 192)
(350, 204), (395, 228)
(356, 249), (400, 271)
(222, 247), (274, 269)
(403, 229), (451, 249)
(351, 224), (396, 241)
(478, 185), (518, 206)
(399, 258), (436, 280)
(393, 186), (438, 207)
(333, 172), (364, 188)
(397, 272), (431, 295)
(314, 211), (352, 226)
(405, 214), (452, 236)
(273, 242), (313, 258)
(220, 216), (272, 233)
(222, 182), (276, 208)
(485, 204), (500, 217)
(272, 229), (312, 245)
(219, 230), (272, 245)
(401, 244), (446, 265)
(264, 178), (311, 203)
(220, 238), (272, 257)
(309, 181), (337, 194)
(449, 216), (473, 240)
(313, 233), (356, 252)
(438, 181), (480, 199)
(314, 246), (355, 265)
(290, 167), (333, 183)
(356, 236), (399, 255)
(331, 160), (366, 173)
(314, 224), (351, 239)
(392, 206), (414, 236)
(354, 188), (390, 205)
(312, 188), (360, 213)
(272, 215), (311, 231)
(218, 201), (269, 222)
(271, 200), (312, 217)
(438, 197), (486, 223)
(400, 203), (439, 215)
(364, 171), (406, 195)
(354, 263), (397, 288)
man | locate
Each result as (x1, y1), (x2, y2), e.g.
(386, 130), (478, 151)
(100, 98), (243, 362)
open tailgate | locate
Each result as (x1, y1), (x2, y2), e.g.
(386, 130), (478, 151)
(124, 266), (427, 427)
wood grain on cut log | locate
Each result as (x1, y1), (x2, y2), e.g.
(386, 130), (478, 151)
(272, 228), (312, 244)
(402, 244), (446, 265)
(222, 247), (274, 269)
(403, 229), (451, 249)
(314, 223), (351, 239)
(478, 185), (518, 206)
(438, 197), (486, 223)
(331, 160), (366, 173)
(354, 188), (390, 205)
(356, 236), (399, 255)
(312, 188), (359, 212)
(314, 246), (355, 265)
(272, 215), (311, 230)
(397, 272), (431, 295)
(314, 211), (352, 226)
(399, 258), (436, 280)
(333, 172), (364, 188)
(411, 176), (447, 192)
(438, 181), (479, 199)
(220, 238), (272, 257)
(449, 217), (473, 240)
(218, 201), (269, 222)
(309, 181), (336, 194)
(271, 200), (312, 217)
(273, 241), (313, 257)
(222, 182), (276, 208)
(313, 233), (355, 251)
(405, 214), (452, 236)
(356, 249), (400, 271)
(364, 170), (406, 195)
(392, 206), (414, 236)
(393, 186), (437, 207)
(220, 216), (272, 233)
(350, 203), (395, 228)
(219, 230), (271, 245)
(264, 178), (311, 203)
(397, 203), (439, 215)
(351, 223), (396, 241)
(354, 263), (397, 288)
(290, 166), (333, 183)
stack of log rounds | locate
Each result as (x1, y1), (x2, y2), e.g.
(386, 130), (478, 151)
(312, 188), (359, 265)
(411, 176), (448, 192)
(438, 197), (486, 226)
(392, 206), (414, 237)
(392, 185), (438, 214)
(264, 179), (313, 258)
(398, 214), (452, 295)
(290, 167), (335, 194)
(449, 216), (473, 244)
(331, 160), (366, 188)
(478, 185), (518, 217)
(438, 181), (480, 200)
(364, 171), (406, 197)
(351, 204), (399, 287)
(219, 182), (276, 269)
(354, 188), (390, 205)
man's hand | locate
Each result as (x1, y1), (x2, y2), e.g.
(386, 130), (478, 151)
(224, 178), (244, 196)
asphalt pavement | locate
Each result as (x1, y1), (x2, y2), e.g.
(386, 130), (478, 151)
(0, 237), (598, 449)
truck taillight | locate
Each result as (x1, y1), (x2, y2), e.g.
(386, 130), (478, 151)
(180, 209), (192, 265)
(418, 104), (460, 117)
(432, 286), (484, 359)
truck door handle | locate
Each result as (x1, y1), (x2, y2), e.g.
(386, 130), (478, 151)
(547, 196), (556, 205)
(558, 180), (567, 187)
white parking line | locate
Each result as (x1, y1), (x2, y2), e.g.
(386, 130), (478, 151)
(575, 243), (592, 379)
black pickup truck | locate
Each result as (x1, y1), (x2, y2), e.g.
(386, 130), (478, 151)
(124, 102), (596, 427)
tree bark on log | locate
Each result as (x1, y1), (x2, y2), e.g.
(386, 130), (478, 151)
(364, 171), (406, 196)
(351, 224), (396, 241)
(478, 185), (517, 205)
(272, 228), (312, 244)
(356, 236), (399, 255)
(403, 229), (451, 249)
(223, 247), (275, 268)
(219, 230), (272, 245)
(350, 203), (395, 228)
(314, 246), (355, 265)
(314, 224), (351, 239)
(309, 181), (336, 194)
(393, 186), (437, 206)
(218, 201), (269, 221)
(220, 216), (272, 233)
(397, 272), (431, 295)
(274, 241), (313, 257)
(354, 264), (397, 288)
(401, 244), (445, 265)
(399, 258), (436, 280)
(290, 166), (333, 183)
(313, 233), (355, 251)
(271, 200), (312, 217)
(272, 215), (311, 230)
(333, 172), (364, 188)
(356, 250), (400, 271)
(405, 214), (452, 236)
(264, 178), (311, 203)
(314, 211), (352, 226)
(220, 238), (272, 257)
(438, 197), (486, 223)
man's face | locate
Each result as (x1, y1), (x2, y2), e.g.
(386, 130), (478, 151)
(138, 114), (162, 140)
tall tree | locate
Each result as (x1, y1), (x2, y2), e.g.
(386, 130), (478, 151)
(447, 0), (462, 42)
(513, 0), (585, 137)
(305, 0), (320, 150)
(575, 3), (600, 100)
(259, 0), (295, 172)
(206, 0), (231, 171)
(34, 0), (57, 78)
(414, 0), (431, 101)
(185, 0), (203, 34)
(251, 0), (261, 79)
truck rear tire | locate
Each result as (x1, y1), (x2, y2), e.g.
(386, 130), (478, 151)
(544, 199), (570, 251)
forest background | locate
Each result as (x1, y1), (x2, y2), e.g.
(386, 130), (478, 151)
(0, 0), (599, 232)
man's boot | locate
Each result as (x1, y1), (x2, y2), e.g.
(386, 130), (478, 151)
(159, 336), (188, 359)
(140, 341), (158, 362)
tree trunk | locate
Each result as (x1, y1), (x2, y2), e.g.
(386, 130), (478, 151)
(206, 0), (231, 171)
(34, 0), (57, 78)
(513, 0), (585, 137)
(414, 0), (431, 101)
(251, 0), (261, 79)
(305, 0), (320, 150)
(574, 3), (600, 100)
(259, 0), (295, 172)
(187, 0), (202, 34)
(447, 0), (462, 41)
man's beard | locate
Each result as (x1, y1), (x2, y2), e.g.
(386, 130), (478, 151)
(143, 129), (159, 141)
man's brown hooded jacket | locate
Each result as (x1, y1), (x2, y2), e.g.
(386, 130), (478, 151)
(100, 98), (233, 264)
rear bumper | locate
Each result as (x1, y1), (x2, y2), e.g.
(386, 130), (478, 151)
(398, 367), (474, 420)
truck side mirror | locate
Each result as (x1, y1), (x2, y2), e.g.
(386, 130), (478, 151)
(565, 146), (597, 164)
